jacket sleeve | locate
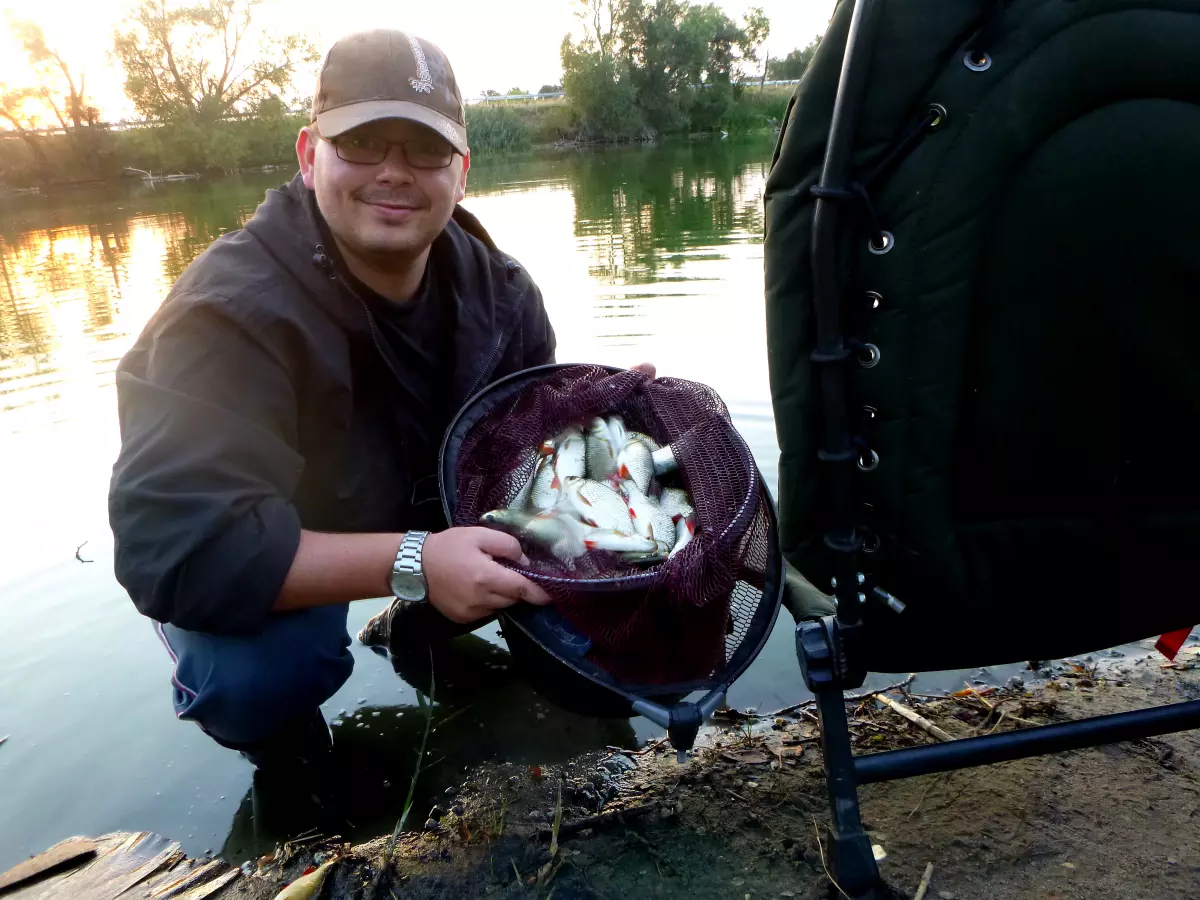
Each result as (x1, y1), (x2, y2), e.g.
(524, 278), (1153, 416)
(521, 278), (557, 367)
(108, 297), (304, 634)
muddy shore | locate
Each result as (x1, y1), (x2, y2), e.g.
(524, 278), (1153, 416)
(197, 649), (1200, 900)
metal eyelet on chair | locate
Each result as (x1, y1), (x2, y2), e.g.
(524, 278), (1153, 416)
(857, 449), (880, 472)
(857, 343), (881, 368)
(868, 231), (894, 255)
(866, 291), (883, 310)
(963, 50), (992, 71)
(926, 103), (948, 131)
(861, 530), (881, 553)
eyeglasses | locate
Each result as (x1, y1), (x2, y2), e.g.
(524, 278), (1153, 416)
(325, 134), (457, 169)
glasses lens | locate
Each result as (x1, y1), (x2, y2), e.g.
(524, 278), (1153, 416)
(404, 140), (454, 169)
(335, 136), (387, 164)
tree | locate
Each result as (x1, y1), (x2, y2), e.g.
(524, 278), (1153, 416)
(562, 0), (770, 137)
(484, 89), (501, 97)
(766, 36), (821, 81)
(112, 0), (318, 125)
(0, 87), (50, 166)
(537, 84), (563, 94)
(507, 87), (527, 96)
(8, 19), (98, 130)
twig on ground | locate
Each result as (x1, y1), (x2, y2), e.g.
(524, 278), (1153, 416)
(766, 675), (917, 718)
(75, 541), (92, 563)
(877, 694), (954, 742)
(539, 802), (659, 840)
(913, 862), (935, 900)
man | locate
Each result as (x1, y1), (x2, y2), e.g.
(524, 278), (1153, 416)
(108, 28), (652, 777)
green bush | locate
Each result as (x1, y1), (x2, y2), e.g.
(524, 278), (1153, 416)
(465, 105), (533, 153)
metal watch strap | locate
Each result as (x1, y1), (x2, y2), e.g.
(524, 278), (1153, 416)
(395, 530), (430, 578)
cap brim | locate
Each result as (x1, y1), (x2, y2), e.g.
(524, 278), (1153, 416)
(316, 99), (468, 155)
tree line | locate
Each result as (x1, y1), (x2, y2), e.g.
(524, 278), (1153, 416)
(0, 0), (824, 188)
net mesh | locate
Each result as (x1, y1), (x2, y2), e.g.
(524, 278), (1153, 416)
(452, 365), (773, 686)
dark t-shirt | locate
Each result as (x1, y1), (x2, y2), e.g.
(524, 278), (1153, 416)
(349, 263), (457, 428)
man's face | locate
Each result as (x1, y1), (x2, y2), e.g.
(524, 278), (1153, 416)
(298, 118), (470, 266)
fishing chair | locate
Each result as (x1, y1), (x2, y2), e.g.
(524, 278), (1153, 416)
(763, 0), (1200, 894)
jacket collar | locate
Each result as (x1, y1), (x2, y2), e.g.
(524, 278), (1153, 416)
(243, 173), (527, 409)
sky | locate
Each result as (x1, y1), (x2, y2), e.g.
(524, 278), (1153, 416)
(0, 0), (835, 124)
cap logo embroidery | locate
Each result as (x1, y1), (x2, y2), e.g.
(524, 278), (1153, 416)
(407, 36), (434, 94)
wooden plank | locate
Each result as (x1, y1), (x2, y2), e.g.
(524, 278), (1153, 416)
(5, 832), (181, 900)
(150, 860), (228, 899)
(170, 868), (239, 900)
(0, 838), (97, 893)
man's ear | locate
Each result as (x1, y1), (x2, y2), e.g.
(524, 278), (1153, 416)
(456, 152), (471, 203)
(297, 126), (318, 189)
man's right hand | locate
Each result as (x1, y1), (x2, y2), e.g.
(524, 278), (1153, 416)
(422, 527), (554, 623)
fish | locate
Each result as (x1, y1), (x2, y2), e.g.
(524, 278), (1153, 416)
(274, 858), (337, 899)
(628, 431), (661, 453)
(552, 425), (586, 482)
(585, 417), (620, 479)
(479, 507), (589, 561)
(606, 415), (627, 451)
(560, 475), (635, 534)
(659, 487), (694, 522)
(619, 481), (675, 553)
(651, 444), (678, 476)
(581, 528), (657, 554)
(529, 455), (562, 509)
(668, 513), (696, 559)
(615, 434), (654, 494)
(510, 440), (556, 509)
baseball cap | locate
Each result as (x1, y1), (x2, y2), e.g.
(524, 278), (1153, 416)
(311, 29), (468, 155)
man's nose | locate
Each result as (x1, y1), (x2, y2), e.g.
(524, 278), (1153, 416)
(375, 145), (416, 183)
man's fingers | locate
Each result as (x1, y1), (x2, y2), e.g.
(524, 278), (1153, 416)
(473, 527), (525, 563)
(630, 361), (656, 379)
(485, 563), (553, 606)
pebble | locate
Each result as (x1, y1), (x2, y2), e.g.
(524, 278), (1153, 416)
(1005, 675), (1025, 691)
(423, 818), (439, 832)
(451, 802), (465, 817)
(937, 892), (955, 900)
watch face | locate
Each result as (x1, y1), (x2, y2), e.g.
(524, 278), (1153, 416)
(390, 568), (427, 602)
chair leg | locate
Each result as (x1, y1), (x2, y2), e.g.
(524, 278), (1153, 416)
(797, 617), (884, 897)
(813, 678), (883, 897)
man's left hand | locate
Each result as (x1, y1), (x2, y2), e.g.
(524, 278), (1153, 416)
(630, 362), (656, 379)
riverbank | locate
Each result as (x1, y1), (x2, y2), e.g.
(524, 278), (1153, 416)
(0, 88), (792, 192)
(10, 650), (1199, 899)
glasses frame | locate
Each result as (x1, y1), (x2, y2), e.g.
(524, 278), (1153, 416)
(321, 132), (459, 170)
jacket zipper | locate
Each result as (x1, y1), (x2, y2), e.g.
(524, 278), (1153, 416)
(463, 286), (526, 402)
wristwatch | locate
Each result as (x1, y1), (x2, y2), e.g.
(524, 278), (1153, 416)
(389, 531), (430, 602)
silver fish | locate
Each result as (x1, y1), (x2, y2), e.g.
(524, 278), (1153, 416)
(615, 435), (654, 494)
(479, 507), (589, 562)
(552, 425), (586, 481)
(606, 415), (627, 450)
(659, 487), (694, 522)
(510, 440), (555, 509)
(561, 475), (635, 534)
(628, 431), (661, 453)
(585, 417), (620, 479)
(529, 455), (561, 509)
(651, 444), (678, 476)
(668, 513), (696, 559)
(620, 482), (675, 553)
(582, 528), (656, 554)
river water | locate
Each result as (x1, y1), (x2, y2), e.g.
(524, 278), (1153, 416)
(0, 136), (1037, 869)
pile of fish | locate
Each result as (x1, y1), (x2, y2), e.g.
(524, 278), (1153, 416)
(480, 415), (696, 566)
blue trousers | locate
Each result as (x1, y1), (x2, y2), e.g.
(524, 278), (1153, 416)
(155, 604), (355, 746)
